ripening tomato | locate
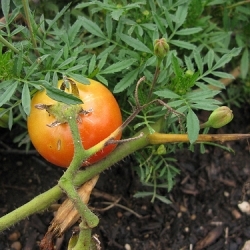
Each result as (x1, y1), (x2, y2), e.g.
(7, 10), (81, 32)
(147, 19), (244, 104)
(27, 78), (122, 168)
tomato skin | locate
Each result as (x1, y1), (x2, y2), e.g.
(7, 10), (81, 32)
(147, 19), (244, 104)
(27, 78), (122, 168)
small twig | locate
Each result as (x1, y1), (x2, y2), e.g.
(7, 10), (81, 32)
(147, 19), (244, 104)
(96, 201), (144, 219)
(93, 197), (121, 212)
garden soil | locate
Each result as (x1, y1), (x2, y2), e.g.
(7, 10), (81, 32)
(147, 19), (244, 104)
(1, 104), (250, 250)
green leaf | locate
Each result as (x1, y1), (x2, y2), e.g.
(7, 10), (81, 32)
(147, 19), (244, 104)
(80, 16), (106, 39)
(88, 55), (97, 75)
(46, 3), (71, 32)
(52, 49), (63, 67)
(113, 68), (139, 93)
(95, 74), (108, 86)
(58, 57), (76, 69)
(175, 27), (202, 36)
(1, 0), (10, 23)
(66, 74), (90, 84)
(0, 81), (18, 107)
(175, 4), (188, 29)
(240, 48), (249, 79)
(170, 40), (196, 50)
(211, 71), (234, 79)
(187, 108), (199, 144)
(194, 51), (203, 74)
(97, 53), (108, 70)
(155, 194), (172, 204)
(203, 77), (225, 88)
(66, 64), (85, 73)
(11, 25), (25, 36)
(152, 12), (166, 35)
(21, 83), (31, 115)
(191, 103), (220, 110)
(106, 14), (113, 39)
(52, 72), (58, 86)
(101, 59), (136, 74)
(41, 83), (83, 105)
(186, 90), (220, 100)
(68, 18), (83, 43)
(111, 9), (124, 20)
(120, 33), (152, 53)
(133, 192), (154, 198)
(212, 48), (241, 70)
(154, 89), (180, 99)
(84, 40), (106, 49)
(206, 50), (214, 70)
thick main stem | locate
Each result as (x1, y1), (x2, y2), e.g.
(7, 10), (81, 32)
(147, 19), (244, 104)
(58, 115), (99, 229)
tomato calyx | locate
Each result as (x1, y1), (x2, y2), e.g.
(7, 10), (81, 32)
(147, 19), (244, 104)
(35, 102), (92, 128)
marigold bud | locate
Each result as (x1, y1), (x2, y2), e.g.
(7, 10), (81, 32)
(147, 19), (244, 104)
(153, 38), (169, 59)
(201, 106), (233, 129)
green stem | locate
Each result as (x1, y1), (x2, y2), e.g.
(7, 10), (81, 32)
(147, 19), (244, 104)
(0, 35), (33, 65)
(22, 0), (39, 55)
(0, 119), (163, 232)
(72, 221), (92, 250)
(58, 114), (99, 229)
(147, 59), (162, 101)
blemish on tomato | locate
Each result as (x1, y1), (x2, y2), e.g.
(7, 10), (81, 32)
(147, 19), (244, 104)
(57, 140), (61, 151)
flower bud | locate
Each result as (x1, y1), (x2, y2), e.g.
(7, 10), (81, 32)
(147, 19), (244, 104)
(201, 106), (233, 129)
(153, 38), (169, 59)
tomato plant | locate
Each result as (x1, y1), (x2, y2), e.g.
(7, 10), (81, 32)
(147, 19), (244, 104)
(27, 78), (122, 168)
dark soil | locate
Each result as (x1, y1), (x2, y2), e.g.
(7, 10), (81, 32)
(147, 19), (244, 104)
(1, 105), (250, 250)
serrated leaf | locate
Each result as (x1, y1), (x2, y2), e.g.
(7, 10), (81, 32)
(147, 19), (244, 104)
(8, 108), (13, 130)
(186, 90), (220, 99)
(194, 51), (203, 74)
(0, 81), (18, 107)
(80, 16), (106, 38)
(21, 83), (31, 115)
(170, 40), (196, 50)
(175, 4), (188, 29)
(97, 53), (108, 70)
(101, 59), (136, 74)
(113, 68), (139, 93)
(152, 12), (166, 35)
(11, 25), (25, 36)
(154, 89), (180, 99)
(15, 54), (23, 77)
(66, 64), (85, 72)
(42, 83), (83, 105)
(187, 108), (199, 144)
(106, 14), (113, 39)
(2, 0), (10, 23)
(240, 48), (249, 79)
(175, 27), (202, 35)
(52, 72), (58, 86)
(155, 194), (172, 204)
(66, 74), (90, 84)
(88, 55), (96, 75)
(68, 18), (83, 43)
(52, 49), (63, 67)
(120, 33), (152, 53)
(212, 48), (241, 70)
(206, 50), (214, 70)
(95, 74), (108, 86)
(111, 9), (124, 20)
(47, 3), (71, 32)
(58, 57), (76, 69)
(133, 192), (154, 198)
(211, 71), (234, 79)
(203, 77), (225, 88)
(191, 103), (220, 110)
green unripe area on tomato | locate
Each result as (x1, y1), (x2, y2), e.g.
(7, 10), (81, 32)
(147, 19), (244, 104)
(27, 78), (122, 168)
